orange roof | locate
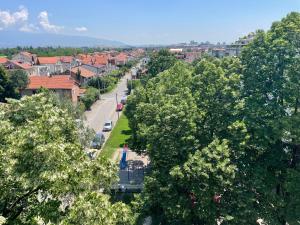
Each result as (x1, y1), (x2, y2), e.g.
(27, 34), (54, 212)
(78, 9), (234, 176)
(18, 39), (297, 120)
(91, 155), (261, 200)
(0, 57), (8, 64)
(10, 60), (32, 70)
(115, 53), (127, 62)
(94, 54), (108, 65)
(37, 57), (59, 64)
(60, 56), (73, 63)
(27, 75), (77, 90)
(78, 53), (109, 66)
(71, 66), (96, 78)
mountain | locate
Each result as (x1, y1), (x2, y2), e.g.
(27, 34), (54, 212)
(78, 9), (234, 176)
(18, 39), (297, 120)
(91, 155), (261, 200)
(0, 31), (128, 48)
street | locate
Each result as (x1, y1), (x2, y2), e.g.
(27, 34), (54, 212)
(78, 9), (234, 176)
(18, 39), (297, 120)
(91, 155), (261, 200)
(84, 73), (131, 139)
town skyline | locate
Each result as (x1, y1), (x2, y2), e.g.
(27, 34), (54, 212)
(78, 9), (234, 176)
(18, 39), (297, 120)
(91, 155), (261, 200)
(1, 0), (300, 45)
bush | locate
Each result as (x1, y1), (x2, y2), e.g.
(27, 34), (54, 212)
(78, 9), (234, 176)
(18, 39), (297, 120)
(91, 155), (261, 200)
(86, 75), (118, 94)
(127, 79), (141, 94)
(81, 87), (99, 110)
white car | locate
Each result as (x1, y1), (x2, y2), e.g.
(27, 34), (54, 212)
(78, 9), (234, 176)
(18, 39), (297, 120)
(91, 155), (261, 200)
(103, 120), (113, 132)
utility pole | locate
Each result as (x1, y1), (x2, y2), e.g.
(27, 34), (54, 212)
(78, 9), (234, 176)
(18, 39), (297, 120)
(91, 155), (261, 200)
(97, 76), (101, 100)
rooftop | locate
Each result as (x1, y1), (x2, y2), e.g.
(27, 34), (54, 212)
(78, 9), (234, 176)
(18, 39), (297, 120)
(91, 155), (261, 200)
(27, 75), (77, 90)
(71, 66), (96, 78)
(0, 57), (8, 64)
(10, 60), (32, 70)
(37, 57), (59, 64)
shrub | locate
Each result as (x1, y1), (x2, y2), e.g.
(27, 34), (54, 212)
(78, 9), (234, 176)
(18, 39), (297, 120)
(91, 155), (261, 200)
(81, 87), (99, 110)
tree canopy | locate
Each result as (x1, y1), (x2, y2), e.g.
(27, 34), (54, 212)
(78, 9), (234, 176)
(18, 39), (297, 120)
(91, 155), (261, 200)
(146, 49), (178, 78)
(0, 93), (133, 224)
(0, 67), (28, 102)
(126, 12), (300, 225)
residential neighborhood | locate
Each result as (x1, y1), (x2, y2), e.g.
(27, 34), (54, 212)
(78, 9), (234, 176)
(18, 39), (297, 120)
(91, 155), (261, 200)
(0, 1), (299, 225)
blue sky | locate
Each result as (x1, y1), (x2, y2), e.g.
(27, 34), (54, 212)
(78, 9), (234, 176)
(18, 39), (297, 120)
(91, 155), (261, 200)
(1, 0), (300, 45)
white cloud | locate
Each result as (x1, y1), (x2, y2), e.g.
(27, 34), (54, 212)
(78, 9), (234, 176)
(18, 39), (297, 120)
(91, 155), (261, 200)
(75, 26), (87, 32)
(0, 6), (28, 28)
(19, 23), (39, 32)
(38, 11), (63, 33)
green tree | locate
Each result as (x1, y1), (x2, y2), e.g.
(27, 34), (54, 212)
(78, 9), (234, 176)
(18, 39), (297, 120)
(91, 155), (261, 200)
(147, 49), (177, 77)
(0, 93), (133, 224)
(0, 68), (29, 101)
(239, 12), (300, 225)
(8, 70), (28, 99)
(0, 66), (13, 102)
(81, 87), (99, 110)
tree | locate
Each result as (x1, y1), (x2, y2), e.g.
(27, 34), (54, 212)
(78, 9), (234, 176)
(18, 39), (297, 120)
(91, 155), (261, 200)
(0, 67), (28, 101)
(0, 93), (133, 224)
(81, 87), (99, 110)
(127, 12), (300, 225)
(8, 70), (28, 99)
(192, 57), (242, 147)
(239, 12), (300, 224)
(147, 49), (177, 77)
(0, 66), (13, 102)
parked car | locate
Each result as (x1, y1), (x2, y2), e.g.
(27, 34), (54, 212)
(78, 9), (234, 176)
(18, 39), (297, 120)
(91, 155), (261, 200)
(116, 103), (123, 111)
(90, 132), (105, 149)
(120, 96), (127, 105)
(103, 120), (113, 131)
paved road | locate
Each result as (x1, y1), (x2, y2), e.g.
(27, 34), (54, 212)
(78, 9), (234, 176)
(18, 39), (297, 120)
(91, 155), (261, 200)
(84, 73), (130, 139)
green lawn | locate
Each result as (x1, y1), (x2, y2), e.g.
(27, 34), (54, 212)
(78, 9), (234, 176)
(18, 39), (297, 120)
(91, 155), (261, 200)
(101, 114), (131, 159)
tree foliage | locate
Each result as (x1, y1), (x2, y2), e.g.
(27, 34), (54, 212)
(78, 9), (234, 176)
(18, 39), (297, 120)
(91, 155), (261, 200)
(0, 93), (133, 224)
(0, 67), (28, 102)
(127, 12), (300, 225)
(147, 49), (177, 78)
(81, 87), (99, 110)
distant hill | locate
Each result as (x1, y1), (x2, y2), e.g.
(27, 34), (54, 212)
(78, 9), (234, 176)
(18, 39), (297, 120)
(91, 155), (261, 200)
(0, 31), (128, 48)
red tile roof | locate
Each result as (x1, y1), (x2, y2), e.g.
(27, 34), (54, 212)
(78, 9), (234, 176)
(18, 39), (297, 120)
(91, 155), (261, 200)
(37, 57), (59, 64)
(0, 57), (8, 64)
(60, 56), (73, 63)
(115, 53), (127, 62)
(94, 54), (108, 65)
(79, 53), (109, 66)
(71, 66), (95, 78)
(27, 75), (77, 90)
(10, 60), (32, 70)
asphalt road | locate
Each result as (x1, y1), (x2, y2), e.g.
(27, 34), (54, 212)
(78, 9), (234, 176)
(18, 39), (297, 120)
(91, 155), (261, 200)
(84, 73), (130, 139)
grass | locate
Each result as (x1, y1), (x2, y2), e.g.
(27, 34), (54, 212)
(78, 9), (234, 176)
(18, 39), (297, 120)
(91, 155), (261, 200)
(101, 114), (131, 159)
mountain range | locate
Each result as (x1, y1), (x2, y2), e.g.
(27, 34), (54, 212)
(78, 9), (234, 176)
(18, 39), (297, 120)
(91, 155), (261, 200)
(0, 31), (128, 48)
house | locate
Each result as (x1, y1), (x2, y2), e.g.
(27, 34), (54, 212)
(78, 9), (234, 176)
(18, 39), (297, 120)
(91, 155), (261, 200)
(60, 56), (79, 72)
(22, 75), (82, 103)
(71, 66), (96, 85)
(5, 60), (35, 75)
(36, 57), (64, 74)
(0, 57), (8, 65)
(12, 52), (37, 65)
(184, 52), (202, 63)
(78, 53), (109, 66)
(114, 53), (128, 65)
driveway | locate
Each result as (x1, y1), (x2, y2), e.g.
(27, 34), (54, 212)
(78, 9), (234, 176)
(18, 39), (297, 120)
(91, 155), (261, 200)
(84, 73), (130, 139)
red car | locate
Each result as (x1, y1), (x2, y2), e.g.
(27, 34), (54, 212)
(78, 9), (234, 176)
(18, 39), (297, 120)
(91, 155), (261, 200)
(116, 103), (123, 111)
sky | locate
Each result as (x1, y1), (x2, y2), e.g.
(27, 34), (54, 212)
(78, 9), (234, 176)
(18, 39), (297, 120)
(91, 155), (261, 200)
(0, 0), (300, 45)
